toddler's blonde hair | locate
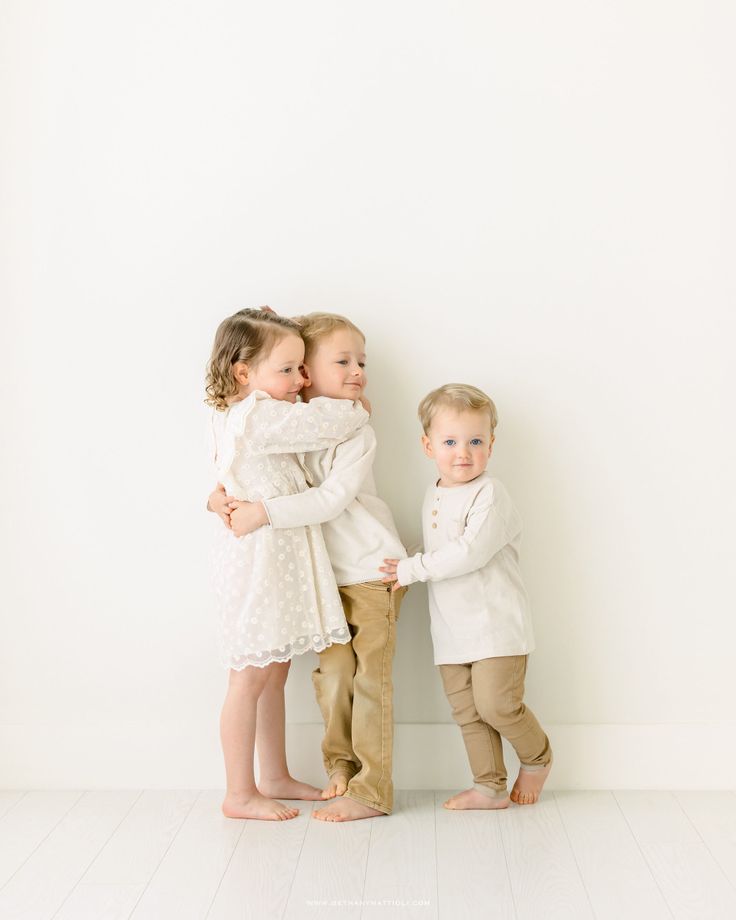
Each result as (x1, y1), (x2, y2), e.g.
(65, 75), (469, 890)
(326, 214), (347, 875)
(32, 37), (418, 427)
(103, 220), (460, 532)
(205, 307), (302, 411)
(418, 383), (498, 434)
(291, 311), (365, 359)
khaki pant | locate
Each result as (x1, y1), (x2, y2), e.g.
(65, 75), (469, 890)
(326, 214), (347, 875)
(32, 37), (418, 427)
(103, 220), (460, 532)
(312, 580), (407, 814)
(439, 655), (552, 798)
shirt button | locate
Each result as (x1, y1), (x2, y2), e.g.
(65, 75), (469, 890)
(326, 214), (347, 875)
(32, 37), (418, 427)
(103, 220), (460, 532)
(432, 510), (438, 516)
(432, 523), (437, 529)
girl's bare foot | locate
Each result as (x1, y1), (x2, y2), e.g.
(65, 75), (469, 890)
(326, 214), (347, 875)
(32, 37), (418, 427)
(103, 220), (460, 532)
(321, 773), (350, 799)
(313, 797), (386, 822)
(510, 762), (552, 804)
(222, 792), (299, 820)
(258, 776), (323, 801)
(443, 788), (510, 810)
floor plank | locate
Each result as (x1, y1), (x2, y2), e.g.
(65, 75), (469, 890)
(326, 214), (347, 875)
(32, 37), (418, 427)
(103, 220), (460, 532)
(0, 791), (140, 920)
(0, 791), (83, 890)
(283, 801), (372, 920)
(206, 799), (310, 920)
(0, 792), (26, 823)
(500, 791), (593, 919)
(434, 789), (516, 919)
(553, 790), (671, 920)
(362, 790), (437, 919)
(52, 789), (199, 920)
(130, 791), (242, 920)
(674, 791), (736, 890)
(0, 789), (732, 920)
(615, 791), (736, 920)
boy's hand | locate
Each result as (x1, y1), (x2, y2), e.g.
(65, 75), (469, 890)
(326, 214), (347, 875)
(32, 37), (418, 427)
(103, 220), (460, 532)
(359, 395), (372, 415)
(379, 558), (403, 593)
(229, 500), (269, 538)
(208, 483), (234, 529)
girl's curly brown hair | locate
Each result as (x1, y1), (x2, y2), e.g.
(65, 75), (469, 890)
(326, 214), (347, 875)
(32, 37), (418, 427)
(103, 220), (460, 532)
(205, 307), (302, 411)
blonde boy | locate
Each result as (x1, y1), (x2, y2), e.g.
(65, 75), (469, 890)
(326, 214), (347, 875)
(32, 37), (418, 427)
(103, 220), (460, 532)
(211, 313), (407, 821)
(380, 384), (552, 809)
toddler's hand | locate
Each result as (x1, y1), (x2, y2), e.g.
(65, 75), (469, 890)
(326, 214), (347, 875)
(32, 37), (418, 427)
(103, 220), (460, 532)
(379, 558), (403, 592)
(208, 483), (234, 529)
(229, 500), (269, 538)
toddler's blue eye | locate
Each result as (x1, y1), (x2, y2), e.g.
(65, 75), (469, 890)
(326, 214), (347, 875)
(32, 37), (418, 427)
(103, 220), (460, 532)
(471, 439), (482, 446)
(444, 439), (456, 446)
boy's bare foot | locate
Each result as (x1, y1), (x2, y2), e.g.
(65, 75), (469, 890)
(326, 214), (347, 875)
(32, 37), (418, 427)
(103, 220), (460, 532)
(257, 776), (323, 801)
(510, 762), (552, 805)
(222, 792), (299, 820)
(442, 788), (510, 810)
(313, 797), (386, 822)
(321, 773), (350, 799)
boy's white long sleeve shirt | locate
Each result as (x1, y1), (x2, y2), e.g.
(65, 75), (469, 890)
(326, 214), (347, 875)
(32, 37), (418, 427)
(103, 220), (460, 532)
(262, 425), (407, 586)
(395, 472), (535, 665)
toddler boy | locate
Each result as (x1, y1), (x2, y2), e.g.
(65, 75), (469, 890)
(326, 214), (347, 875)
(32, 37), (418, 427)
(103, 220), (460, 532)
(380, 383), (552, 808)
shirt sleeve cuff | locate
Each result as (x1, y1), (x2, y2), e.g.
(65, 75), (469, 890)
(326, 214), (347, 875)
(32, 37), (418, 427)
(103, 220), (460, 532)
(396, 557), (418, 587)
(261, 500), (274, 527)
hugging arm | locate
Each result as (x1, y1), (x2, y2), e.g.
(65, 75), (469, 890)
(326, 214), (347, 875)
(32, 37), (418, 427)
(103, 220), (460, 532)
(393, 491), (514, 586)
(229, 429), (376, 537)
(243, 396), (369, 455)
(264, 429), (376, 528)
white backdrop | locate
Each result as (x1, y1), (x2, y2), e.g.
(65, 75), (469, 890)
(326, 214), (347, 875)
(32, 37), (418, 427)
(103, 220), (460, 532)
(2, 0), (734, 789)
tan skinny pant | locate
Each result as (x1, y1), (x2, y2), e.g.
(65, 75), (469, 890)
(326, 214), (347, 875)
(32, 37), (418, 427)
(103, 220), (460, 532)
(312, 581), (407, 814)
(439, 655), (552, 798)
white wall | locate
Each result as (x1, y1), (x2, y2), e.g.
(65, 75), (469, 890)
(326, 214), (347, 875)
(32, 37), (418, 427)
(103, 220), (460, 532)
(2, 0), (734, 789)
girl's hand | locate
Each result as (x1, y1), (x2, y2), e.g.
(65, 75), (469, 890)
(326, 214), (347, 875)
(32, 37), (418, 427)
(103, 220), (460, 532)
(208, 484), (235, 529)
(379, 558), (403, 592)
(229, 500), (269, 538)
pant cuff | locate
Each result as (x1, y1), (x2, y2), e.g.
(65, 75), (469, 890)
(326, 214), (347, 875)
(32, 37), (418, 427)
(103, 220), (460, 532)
(519, 752), (553, 773)
(343, 790), (391, 815)
(473, 783), (509, 799)
(327, 762), (358, 781)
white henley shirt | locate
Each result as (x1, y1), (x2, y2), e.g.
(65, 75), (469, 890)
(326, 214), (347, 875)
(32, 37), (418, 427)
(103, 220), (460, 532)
(395, 472), (535, 665)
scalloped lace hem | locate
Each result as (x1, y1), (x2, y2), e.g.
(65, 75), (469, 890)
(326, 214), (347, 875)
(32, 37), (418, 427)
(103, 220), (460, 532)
(220, 626), (352, 671)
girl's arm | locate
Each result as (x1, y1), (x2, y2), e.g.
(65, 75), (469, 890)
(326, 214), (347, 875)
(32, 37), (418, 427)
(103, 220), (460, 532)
(238, 392), (369, 455)
(393, 488), (516, 586)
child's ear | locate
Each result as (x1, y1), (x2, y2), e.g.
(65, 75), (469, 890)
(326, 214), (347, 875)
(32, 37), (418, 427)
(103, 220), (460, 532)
(233, 361), (249, 387)
(300, 362), (312, 388)
(421, 434), (433, 458)
(488, 433), (495, 456)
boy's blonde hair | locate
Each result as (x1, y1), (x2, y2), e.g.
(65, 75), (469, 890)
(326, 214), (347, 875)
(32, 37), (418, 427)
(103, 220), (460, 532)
(418, 383), (498, 434)
(291, 311), (365, 360)
(205, 307), (302, 411)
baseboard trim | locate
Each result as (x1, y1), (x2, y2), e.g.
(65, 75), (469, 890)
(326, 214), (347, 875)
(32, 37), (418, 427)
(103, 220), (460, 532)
(2, 722), (734, 789)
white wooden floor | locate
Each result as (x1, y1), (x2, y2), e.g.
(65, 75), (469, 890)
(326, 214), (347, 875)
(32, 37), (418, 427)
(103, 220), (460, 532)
(1, 789), (735, 919)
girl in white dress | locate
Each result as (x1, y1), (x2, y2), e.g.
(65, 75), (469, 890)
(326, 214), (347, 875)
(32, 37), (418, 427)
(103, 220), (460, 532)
(205, 308), (369, 820)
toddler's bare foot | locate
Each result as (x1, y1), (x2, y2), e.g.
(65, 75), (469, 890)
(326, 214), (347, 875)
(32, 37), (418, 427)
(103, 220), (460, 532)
(313, 797), (386, 822)
(222, 792), (299, 820)
(510, 762), (552, 805)
(443, 788), (510, 810)
(257, 776), (323, 801)
(321, 772), (350, 799)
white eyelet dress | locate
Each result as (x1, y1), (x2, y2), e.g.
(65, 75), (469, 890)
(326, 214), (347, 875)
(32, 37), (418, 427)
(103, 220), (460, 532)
(210, 390), (369, 670)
